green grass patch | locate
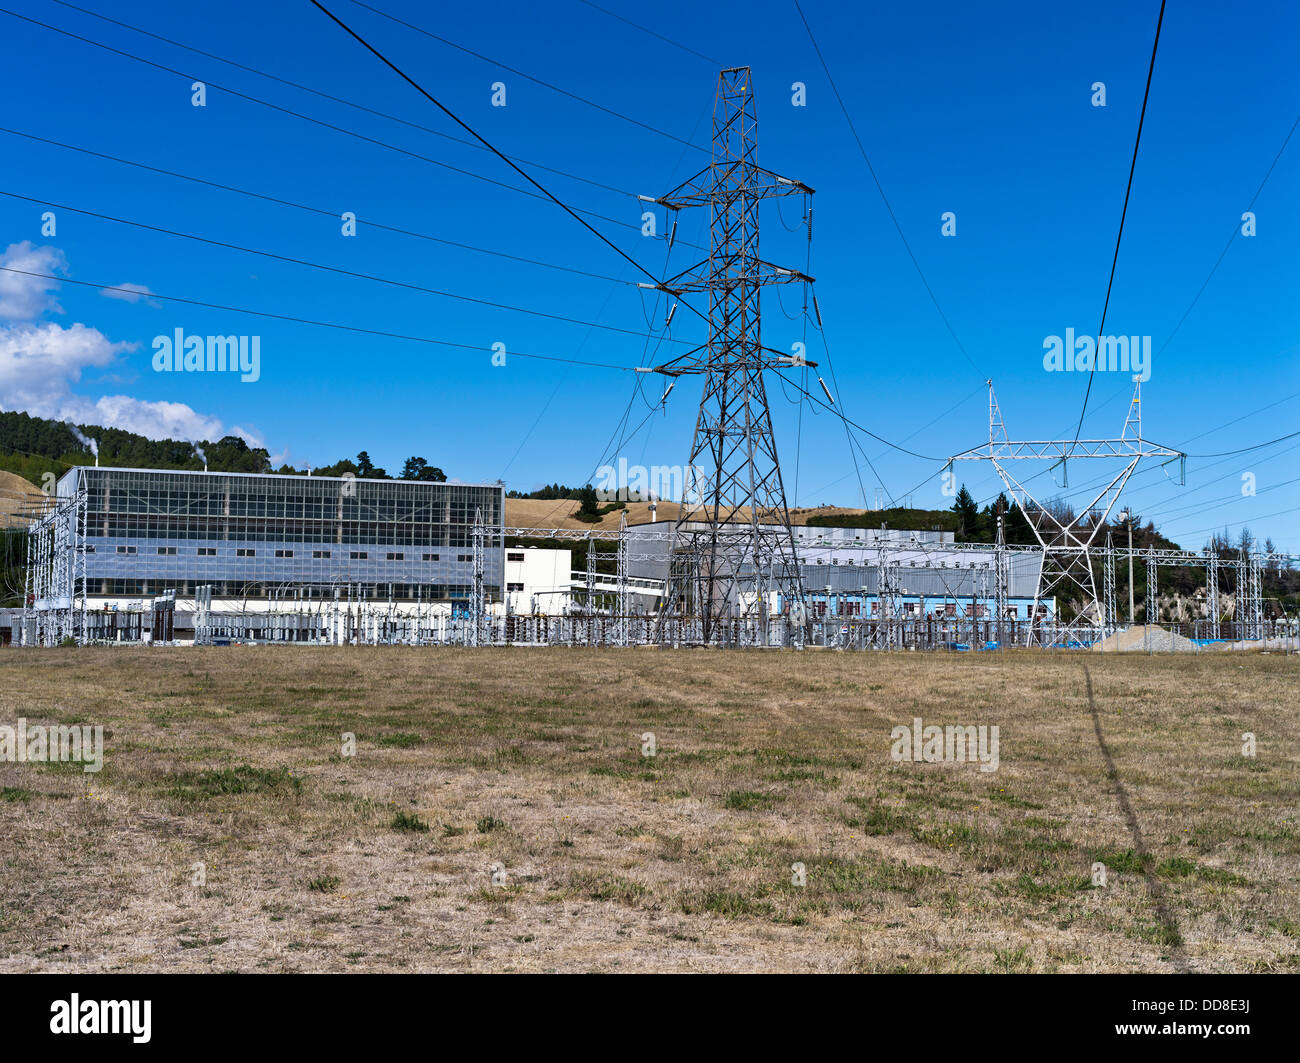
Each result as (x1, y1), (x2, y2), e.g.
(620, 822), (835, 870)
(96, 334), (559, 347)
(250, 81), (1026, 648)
(724, 790), (778, 811)
(1156, 857), (1249, 886)
(1094, 848), (1144, 874)
(391, 810), (430, 833)
(844, 798), (912, 835)
(681, 889), (774, 919)
(163, 764), (301, 801)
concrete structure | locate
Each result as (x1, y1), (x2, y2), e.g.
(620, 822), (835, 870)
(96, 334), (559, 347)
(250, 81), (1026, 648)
(503, 546), (573, 615)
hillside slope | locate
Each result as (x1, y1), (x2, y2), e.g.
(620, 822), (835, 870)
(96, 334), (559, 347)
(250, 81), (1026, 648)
(504, 499), (881, 531)
(0, 470), (45, 529)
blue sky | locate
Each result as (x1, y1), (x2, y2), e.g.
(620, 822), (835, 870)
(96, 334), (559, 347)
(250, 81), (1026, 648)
(0, 0), (1295, 550)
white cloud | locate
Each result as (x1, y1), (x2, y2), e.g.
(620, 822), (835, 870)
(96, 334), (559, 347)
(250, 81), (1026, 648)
(67, 395), (225, 442)
(230, 424), (265, 448)
(0, 322), (222, 439)
(0, 244), (268, 448)
(99, 282), (160, 307)
(0, 321), (129, 407)
(0, 241), (66, 321)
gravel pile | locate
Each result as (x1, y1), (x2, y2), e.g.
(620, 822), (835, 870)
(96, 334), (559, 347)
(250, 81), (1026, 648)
(1092, 625), (1201, 653)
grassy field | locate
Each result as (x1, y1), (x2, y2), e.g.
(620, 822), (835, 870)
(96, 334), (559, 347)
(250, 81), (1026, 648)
(1, 646), (1297, 973)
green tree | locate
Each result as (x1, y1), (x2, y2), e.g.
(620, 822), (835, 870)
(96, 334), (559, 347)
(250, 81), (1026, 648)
(574, 484), (602, 522)
(400, 456), (447, 482)
(951, 484), (980, 540)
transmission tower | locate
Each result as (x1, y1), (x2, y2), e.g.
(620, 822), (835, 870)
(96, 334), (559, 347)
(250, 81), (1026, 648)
(949, 378), (1184, 647)
(645, 67), (813, 645)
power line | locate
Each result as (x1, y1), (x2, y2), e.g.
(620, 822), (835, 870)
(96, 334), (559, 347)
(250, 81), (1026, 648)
(777, 372), (950, 462)
(575, 0), (724, 67)
(1183, 429), (1300, 459)
(1157, 113), (1299, 359)
(1179, 504), (1300, 543)
(1177, 388), (1300, 449)
(1125, 438), (1300, 518)
(1138, 466), (1300, 525)
(973, 395), (1300, 520)
(0, 126), (703, 277)
(46, 0), (643, 200)
(792, 0), (982, 379)
(0, 189), (692, 345)
(806, 294), (879, 506)
(0, 7), (670, 242)
(810, 383), (987, 504)
(495, 99), (709, 512)
(307, 0), (714, 334)
(349, 0), (712, 154)
(974, 110), (1298, 506)
(1071, 0), (1166, 442)
(0, 265), (640, 371)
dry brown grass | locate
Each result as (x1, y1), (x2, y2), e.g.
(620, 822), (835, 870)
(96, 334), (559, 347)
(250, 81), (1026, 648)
(0, 646), (1296, 972)
(0, 469), (45, 529)
(504, 497), (875, 530)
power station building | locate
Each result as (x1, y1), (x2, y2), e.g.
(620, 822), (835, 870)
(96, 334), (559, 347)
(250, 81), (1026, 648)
(31, 466), (503, 614)
(9, 466), (1050, 645)
(623, 521), (1047, 620)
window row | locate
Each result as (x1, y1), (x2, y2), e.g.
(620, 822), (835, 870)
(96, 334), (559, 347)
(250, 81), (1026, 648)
(101, 547), (469, 561)
(85, 519), (486, 545)
(89, 580), (482, 599)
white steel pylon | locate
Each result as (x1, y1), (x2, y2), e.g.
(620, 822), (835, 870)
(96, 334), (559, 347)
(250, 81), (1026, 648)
(994, 511), (1010, 645)
(471, 506), (486, 647)
(949, 378), (1184, 646)
(1103, 530), (1118, 631)
(1204, 547), (1221, 639)
(1237, 549), (1264, 640)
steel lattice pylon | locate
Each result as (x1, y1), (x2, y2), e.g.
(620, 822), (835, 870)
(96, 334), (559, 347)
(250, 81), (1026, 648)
(994, 512), (1010, 645)
(648, 67), (812, 645)
(1237, 549), (1264, 640)
(950, 379), (1185, 647)
(1103, 530), (1118, 631)
(471, 506), (486, 647)
(1204, 548), (1221, 639)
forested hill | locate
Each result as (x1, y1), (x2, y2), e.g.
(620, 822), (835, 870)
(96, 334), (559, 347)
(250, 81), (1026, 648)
(0, 410), (444, 484)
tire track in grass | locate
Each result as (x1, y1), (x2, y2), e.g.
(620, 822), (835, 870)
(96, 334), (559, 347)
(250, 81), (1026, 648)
(1082, 663), (1188, 971)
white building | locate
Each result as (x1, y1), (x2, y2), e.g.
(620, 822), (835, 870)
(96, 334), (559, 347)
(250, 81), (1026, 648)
(503, 547), (574, 615)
